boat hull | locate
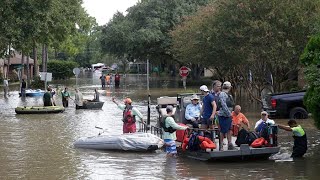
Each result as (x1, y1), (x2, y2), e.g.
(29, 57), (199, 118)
(15, 106), (65, 114)
(74, 132), (164, 151)
(178, 144), (280, 161)
(19, 89), (45, 97)
(76, 101), (104, 109)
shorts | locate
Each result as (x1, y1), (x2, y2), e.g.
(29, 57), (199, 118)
(201, 118), (213, 126)
(218, 116), (232, 134)
(164, 139), (177, 154)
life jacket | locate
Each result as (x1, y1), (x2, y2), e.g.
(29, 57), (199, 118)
(160, 116), (176, 133)
(182, 134), (216, 151)
(251, 137), (268, 148)
(123, 105), (136, 123)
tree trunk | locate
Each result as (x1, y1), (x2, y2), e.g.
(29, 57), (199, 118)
(42, 44), (46, 72)
(6, 44), (11, 79)
(33, 42), (38, 76)
(27, 55), (30, 88)
(21, 52), (25, 81)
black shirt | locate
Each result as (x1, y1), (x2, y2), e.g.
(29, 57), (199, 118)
(21, 81), (26, 88)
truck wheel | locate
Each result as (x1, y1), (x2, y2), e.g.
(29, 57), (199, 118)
(289, 107), (308, 119)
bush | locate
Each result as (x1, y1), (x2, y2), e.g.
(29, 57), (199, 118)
(30, 76), (45, 89)
(47, 60), (79, 80)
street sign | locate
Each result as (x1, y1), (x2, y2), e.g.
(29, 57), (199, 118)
(73, 68), (80, 76)
(179, 66), (189, 77)
(40, 72), (52, 82)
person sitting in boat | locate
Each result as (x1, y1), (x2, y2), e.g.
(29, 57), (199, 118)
(74, 88), (83, 109)
(92, 89), (100, 102)
(61, 87), (71, 107)
(231, 105), (250, 136)
(254, 111), (275, 133)
(43, 87), (54, 106)
(112, 97), (144, 133)
(162, 105), (188, 157)
(185, 94), (202, 128)
(278, 119), (307, 158)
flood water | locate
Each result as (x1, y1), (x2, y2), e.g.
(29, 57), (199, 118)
(0, 73), (319, 179)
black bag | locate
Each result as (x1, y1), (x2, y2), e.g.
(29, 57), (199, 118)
(235, 129), (249, 146)
(246, 132), (259, 145)
(160, 116), (176, 133)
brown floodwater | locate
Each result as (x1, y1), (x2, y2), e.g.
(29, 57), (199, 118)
(0, 73), (319, 179)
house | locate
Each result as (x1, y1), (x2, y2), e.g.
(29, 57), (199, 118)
(0, 51), (37, 80)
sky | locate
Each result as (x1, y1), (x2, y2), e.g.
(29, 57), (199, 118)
(82, 0), (139, 25)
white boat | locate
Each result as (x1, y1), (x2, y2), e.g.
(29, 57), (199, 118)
(74, 132), (164, 151)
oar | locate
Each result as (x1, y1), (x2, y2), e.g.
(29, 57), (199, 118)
(95, 126), (109, 135)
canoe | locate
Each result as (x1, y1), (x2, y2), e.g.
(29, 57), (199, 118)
(74, 132), (164, 151)
(15, 106), (65, 114)
(19, 89), (45, 97)
(76, 101), (104, 109)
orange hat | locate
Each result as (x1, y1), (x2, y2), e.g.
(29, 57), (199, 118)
(124, 98), (132, 104)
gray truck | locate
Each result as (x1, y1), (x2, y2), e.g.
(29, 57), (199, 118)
(262, 91), (308, 119)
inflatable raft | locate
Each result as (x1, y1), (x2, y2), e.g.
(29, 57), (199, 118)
(15, 106), (65, 114)
(74, 132), (164, 151)
(19, 89), (45, 97)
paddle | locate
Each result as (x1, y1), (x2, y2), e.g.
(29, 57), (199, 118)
(95, 126), (109, 135)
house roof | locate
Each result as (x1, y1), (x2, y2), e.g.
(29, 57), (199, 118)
(0, 51), (34, 65)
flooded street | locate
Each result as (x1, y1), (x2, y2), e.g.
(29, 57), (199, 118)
(0, 73), (319, 179)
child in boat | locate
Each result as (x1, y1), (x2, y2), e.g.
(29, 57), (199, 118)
(278, 119), (307, 158)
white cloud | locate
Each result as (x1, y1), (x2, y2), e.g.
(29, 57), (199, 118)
(82, 0), (139, 25)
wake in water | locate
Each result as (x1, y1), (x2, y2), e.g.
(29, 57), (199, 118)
(270, 152), (293, 162)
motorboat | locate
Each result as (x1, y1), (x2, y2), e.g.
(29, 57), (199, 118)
(15, 106), (65, 114)
(74, 132), (164, 152)
(19, 89), (45, 97)
(156, 94), (280, 161)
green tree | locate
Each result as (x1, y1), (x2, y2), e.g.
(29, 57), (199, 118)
(300, 35), (320, 128)
(47, 60), (78, 79)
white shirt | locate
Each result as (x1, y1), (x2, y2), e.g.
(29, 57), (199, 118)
(3, 80), (8, 86)
(254, 118), (275, 129)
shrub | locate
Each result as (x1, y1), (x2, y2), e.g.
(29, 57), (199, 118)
(47, 60), (79, 80)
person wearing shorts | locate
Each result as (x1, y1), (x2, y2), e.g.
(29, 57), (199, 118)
(217, 81), (235, 151)
(200, 85), (217, 130)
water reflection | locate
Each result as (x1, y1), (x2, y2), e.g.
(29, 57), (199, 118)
(0, 74), (319, 179)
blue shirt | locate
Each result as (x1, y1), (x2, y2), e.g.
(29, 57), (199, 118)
(185, 103), (202, 120)
(202, 93), (215, 119)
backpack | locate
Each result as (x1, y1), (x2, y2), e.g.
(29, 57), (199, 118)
(217, 92), (235, 111)
(235, 129), (249, 146)
(160, 116), (176, 133)
(188, 133), (201, 151)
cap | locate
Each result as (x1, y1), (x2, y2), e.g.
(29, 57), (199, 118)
(190, 94), (200, 100)
(261, 111), (268, 115)
(223, 81), (232, 88)
(200, 85), (210, 92)
(124, 98), (132, 104)
(166, 105), (173, 112)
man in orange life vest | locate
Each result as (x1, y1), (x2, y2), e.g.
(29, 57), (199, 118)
(112, 97), (144, 133)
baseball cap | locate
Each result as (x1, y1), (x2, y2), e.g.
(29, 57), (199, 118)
(261, 111), (268, 115)
(166, 105), (173, 112)
(190, 94), (200, 100)
(200, 85), (210, 92)
(223, 81), (232, 88)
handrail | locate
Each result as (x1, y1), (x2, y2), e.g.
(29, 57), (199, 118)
(137, 121), (162, 138)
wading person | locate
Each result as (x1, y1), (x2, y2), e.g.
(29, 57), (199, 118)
(61, 87), (70, 107)
(162, 105), (188, 157)
(74, 88), (83, 109)
(115, 73), (120, 88)
(112, 97), (144, 133)
(20, 79), (27, 97)
(3, 78), (9, 98)
(100, 74), (106, 88)
(217, 81), (235, 150)
(43, 87), (53, 106)
(278, 119), (307, 158)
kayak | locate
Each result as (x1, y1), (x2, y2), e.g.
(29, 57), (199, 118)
(19, 89), (45, 97)
(74, 132), (164, 151)
(15, 106), (65, 114)
(76, 101), (104, 109)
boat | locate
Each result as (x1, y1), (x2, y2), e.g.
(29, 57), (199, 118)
(74, 132), (164, 151)
(156, 93), (280, 161)
(19, 89), (45, 97)
(76, 101), (104, 109)
(15, 106), (65, 114)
